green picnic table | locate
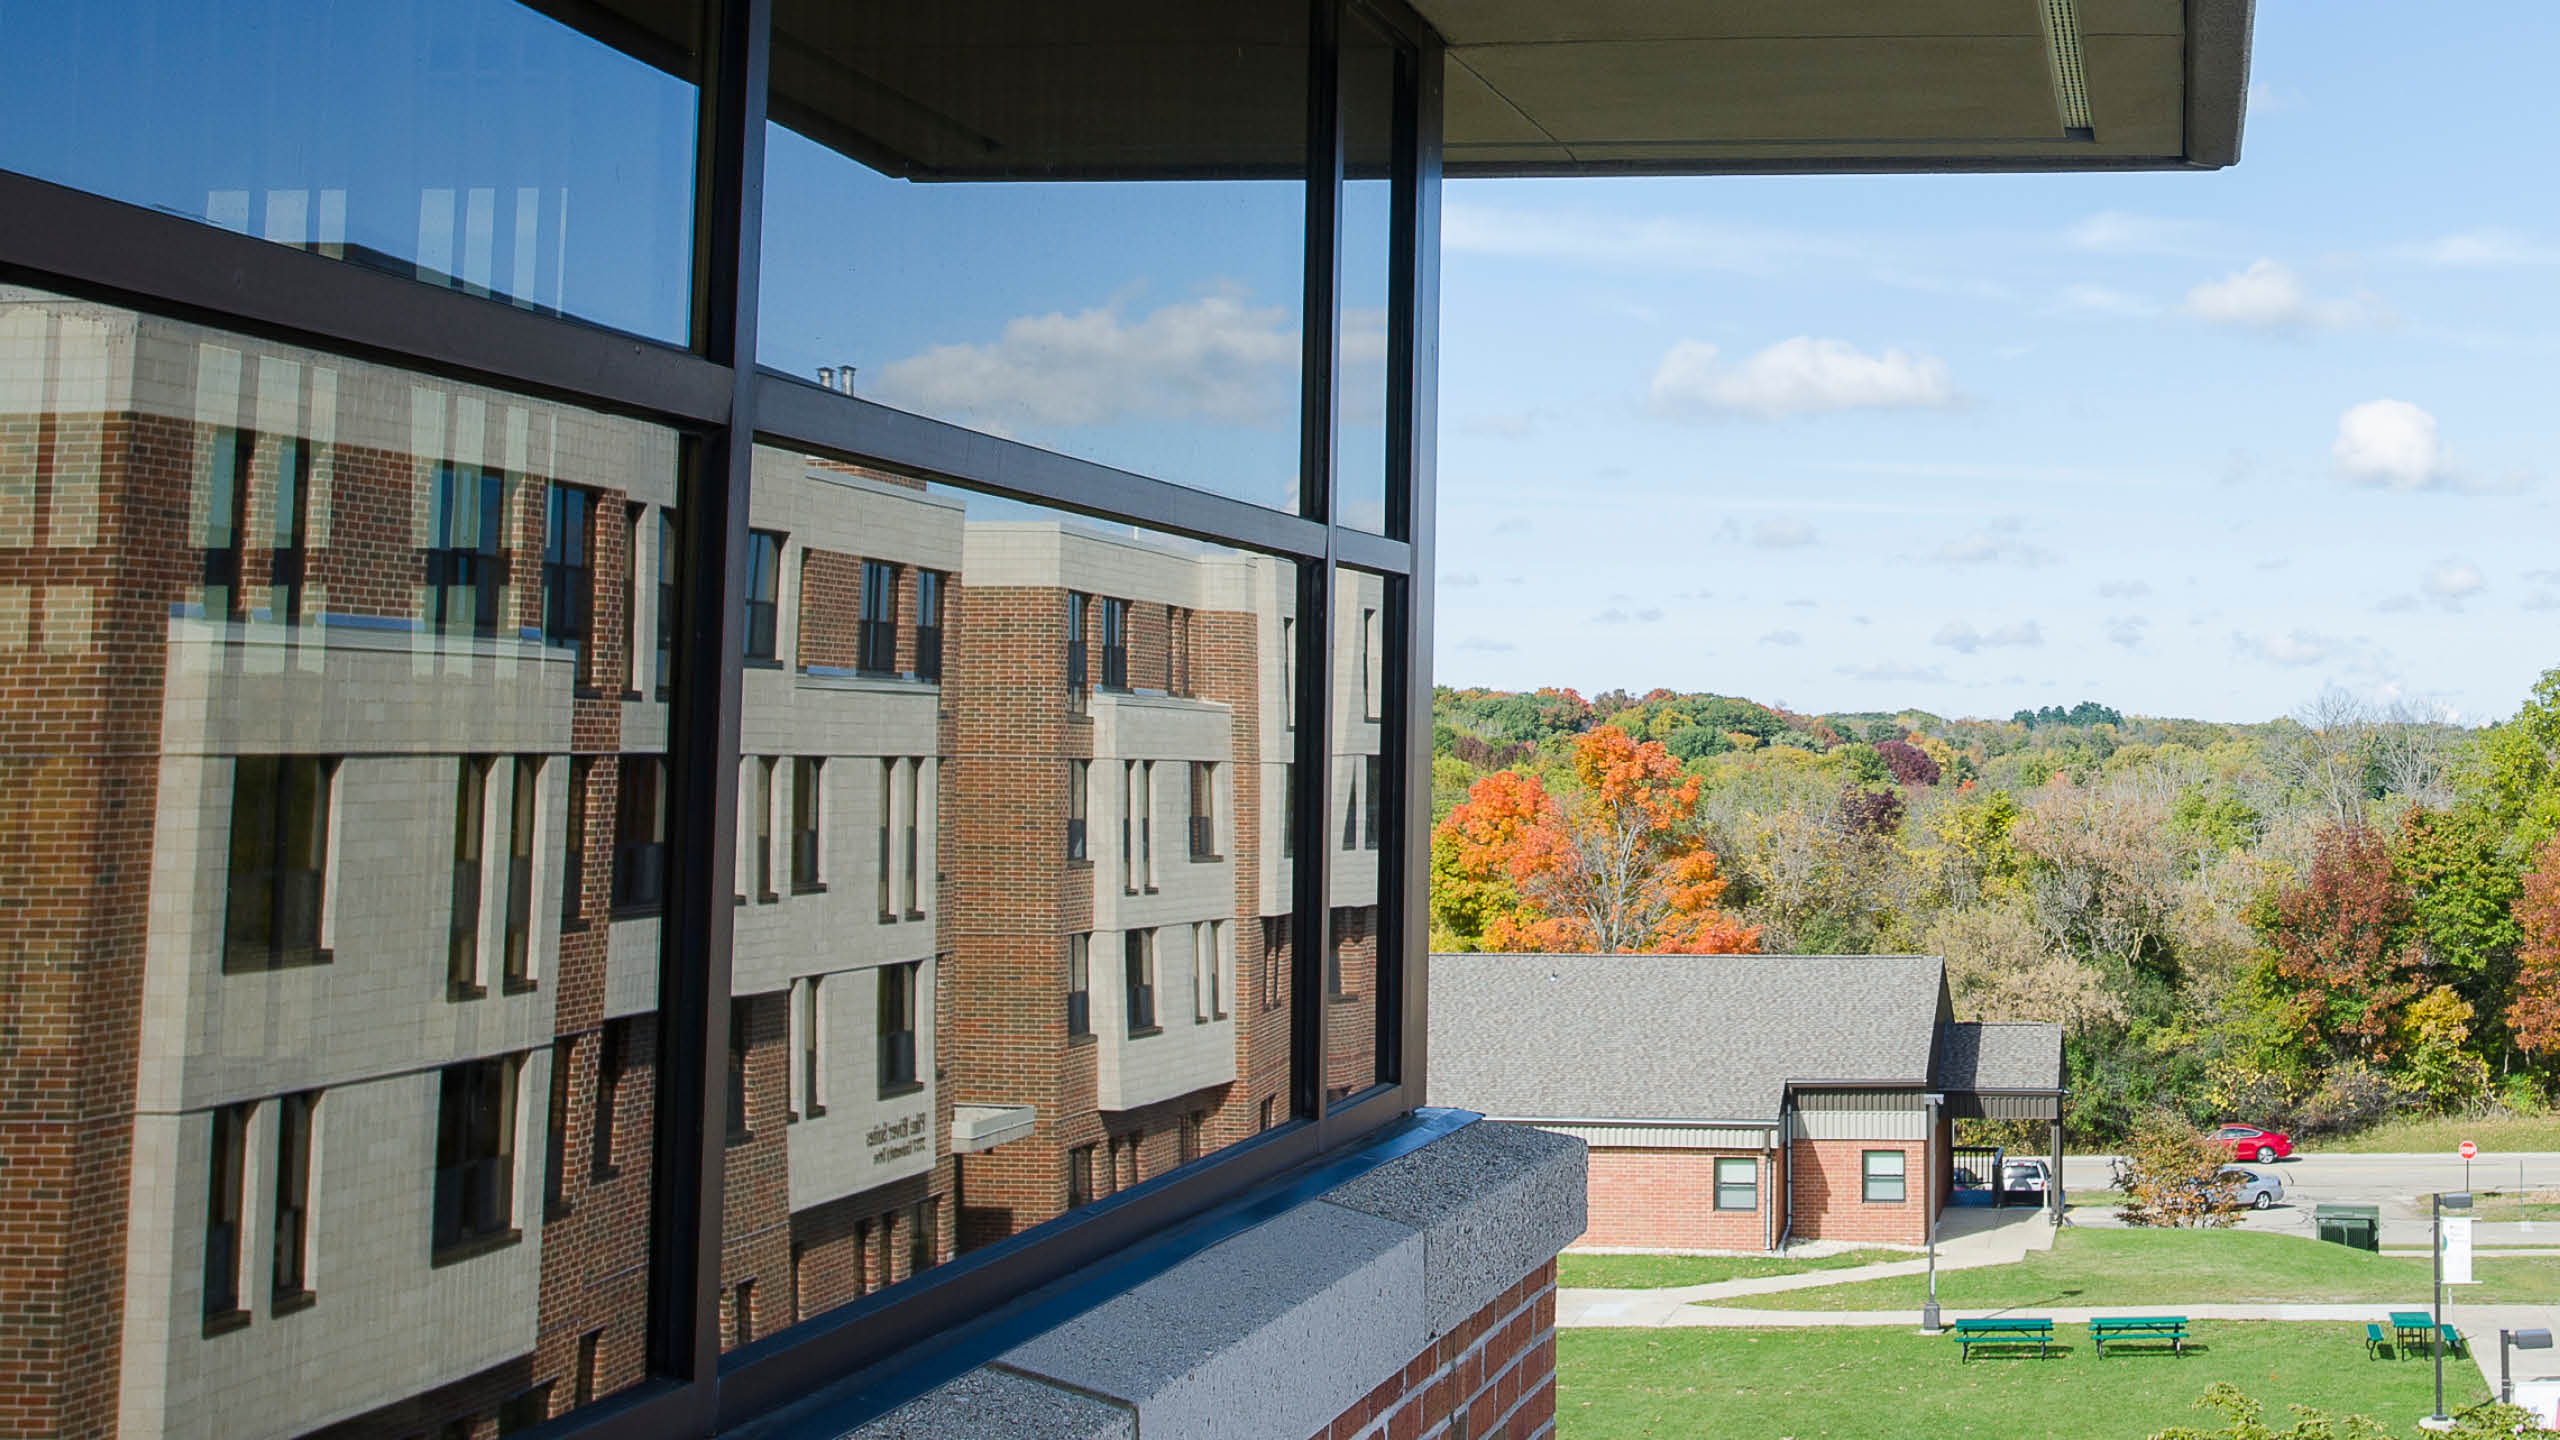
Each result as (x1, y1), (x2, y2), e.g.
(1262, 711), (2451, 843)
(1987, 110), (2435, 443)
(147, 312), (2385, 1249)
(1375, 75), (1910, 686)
(1948, 1317), (2054, 1360)
(2389, 1311), (2436, 1354)
(2088, 1316), (2189, 1356)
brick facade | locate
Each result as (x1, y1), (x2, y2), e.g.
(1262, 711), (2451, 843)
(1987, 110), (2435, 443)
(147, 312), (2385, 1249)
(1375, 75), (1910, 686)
(1787, 1137), (1932, 1247)
(1579, 1149), (1774, 1251)
(1304, 1260), (1557, 1440)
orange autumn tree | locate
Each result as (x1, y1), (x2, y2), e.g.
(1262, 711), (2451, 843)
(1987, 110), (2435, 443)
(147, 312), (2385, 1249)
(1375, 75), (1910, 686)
(2510, 833), (2560, 1054)
(1437, 725), (1759, 954)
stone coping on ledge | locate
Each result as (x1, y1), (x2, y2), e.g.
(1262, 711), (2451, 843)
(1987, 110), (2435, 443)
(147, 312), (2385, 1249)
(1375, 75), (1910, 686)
(841, 1118), (1586, 1440)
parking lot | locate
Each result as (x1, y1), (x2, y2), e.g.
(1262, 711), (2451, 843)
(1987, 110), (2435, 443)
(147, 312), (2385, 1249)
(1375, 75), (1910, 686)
(2063, 1150), (2560, 1248)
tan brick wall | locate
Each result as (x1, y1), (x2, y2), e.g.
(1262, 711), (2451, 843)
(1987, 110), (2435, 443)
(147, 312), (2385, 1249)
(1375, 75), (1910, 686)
(1579, 1149), (1774, 1251)
(1304, 1260), (1557, 1440)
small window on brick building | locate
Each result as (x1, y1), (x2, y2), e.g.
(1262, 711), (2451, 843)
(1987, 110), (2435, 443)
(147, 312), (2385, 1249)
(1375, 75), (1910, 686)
(877, 962), (920, 1094)
(1260, 915), (1289, 1011)
(1258, 1095), (1276, 1132)
(622, 502), (643, 695)
(1138, 760), (1156, 890)
(200, 427), (253, 621)
(449, 756), (491, 999)
(1066, 591), (1089, 710)
(433, 1055), (520, 1262)
(591, 1020), (624, 1179)
(266, 434), (314, 626)
(425, 462), (505, 639)
(1862, 1149), (1907, 1204)
(1714, 1157), (1757, 1212)
(542, 483), (596, 688)
(1067, 760), (1088, 862)
(1068, 1144), (1096, 1208)
(611, 756), (667, 915)
(857, 560), (897, 675)
(1167, 604), (1190, 694)
(1099, 596), (1129, 689)
(203, 1101), (250, 1332)
(1362, 754), (1382, 851)
(743, 529), (783, 663)
(730, 1279), (756, 1346)
(1188, 761), (1216, 860)
(910, 1198), (937, 1277)
(792, 757), (824, 891)
(655, 510), (677, 698)
(1124, 929), (1157, 1033)
(502, 758), (539, 990)
(544, 1037), (573, 1219)
(498, 1383), (553, 1435)
(1179, 1111), (1203, 1164)
(789, 975), (825, 1121)
(271, 1089), (317, 1312)
(225, 755), (334, 972)
(1067, 933), (1091, 1038)
(561, 757), (590, 929)
(753, 755), (777, 900)
(913, 569), (945, 681)
(1119, 760), (1137, 893)
(575, 1330), (603, 1407)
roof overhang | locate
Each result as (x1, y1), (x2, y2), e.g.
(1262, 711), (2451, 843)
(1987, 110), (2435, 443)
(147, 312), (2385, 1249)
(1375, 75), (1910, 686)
(1415, 0), (2254, 176)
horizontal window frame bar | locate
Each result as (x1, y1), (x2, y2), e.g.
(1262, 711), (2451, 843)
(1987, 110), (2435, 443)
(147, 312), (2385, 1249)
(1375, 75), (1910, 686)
(755, 371), (1407, 571)
(0, 168), (735, 428)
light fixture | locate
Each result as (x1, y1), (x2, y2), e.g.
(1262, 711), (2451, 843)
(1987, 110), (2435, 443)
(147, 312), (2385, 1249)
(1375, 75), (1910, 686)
(2038, 0), (2096, 141)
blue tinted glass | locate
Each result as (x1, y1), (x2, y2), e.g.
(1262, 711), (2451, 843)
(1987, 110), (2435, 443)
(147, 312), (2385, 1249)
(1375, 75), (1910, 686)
(760, 2), (1309, 511)
(1336, 11), (1400, 536)
(0, 0), (702, 343)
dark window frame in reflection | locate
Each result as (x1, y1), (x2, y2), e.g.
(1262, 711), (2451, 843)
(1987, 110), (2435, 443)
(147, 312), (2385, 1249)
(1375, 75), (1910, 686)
(745, 529), (785, 664)
(223, 754), (334, 973)
(450, 755), (495, 1001)
(271, 1089), (317, 1314)
(1124, 929), (1158, 1036)
(432, 1055), (523, 1265)
(877, 961), (921, 1095)
(545, 483), (598, 691)
(792, 757), (826, 892)
(857, 559), (898, 675)
(1099, 597), (1130, 691)
(914, 568), (946, 682)
(611, 755), (668, 916)
(202, 1101), (251, 1334)
(1067, 933), (1092, 1039)
(503, 757), (541, 990)
(426, 463), (508, 641)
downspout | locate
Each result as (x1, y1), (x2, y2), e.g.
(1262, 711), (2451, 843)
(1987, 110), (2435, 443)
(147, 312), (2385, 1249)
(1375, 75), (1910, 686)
(1774, 1100), (1794, 1253)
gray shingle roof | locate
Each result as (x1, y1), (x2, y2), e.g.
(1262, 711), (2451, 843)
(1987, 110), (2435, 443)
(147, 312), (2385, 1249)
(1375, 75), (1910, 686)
(1931, 1022), (2063, 1093)
(1425, 953), (1950, 1124)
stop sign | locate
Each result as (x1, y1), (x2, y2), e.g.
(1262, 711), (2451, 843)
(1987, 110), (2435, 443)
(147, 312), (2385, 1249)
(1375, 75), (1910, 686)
(2460, 1140), (2479, 1160)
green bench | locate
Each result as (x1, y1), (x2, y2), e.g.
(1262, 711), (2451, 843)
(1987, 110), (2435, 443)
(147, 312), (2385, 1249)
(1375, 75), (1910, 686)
(2365, 1322), (2390, 1359)
(1949, 1317), (2054, 1360)
(2365, 1321), (2465, 1358)
(2089, 1316), (2189, 1357)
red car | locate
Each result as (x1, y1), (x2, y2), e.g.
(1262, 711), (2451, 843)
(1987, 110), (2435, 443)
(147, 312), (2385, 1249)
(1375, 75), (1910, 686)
(2210, 1124), (2293, 1162)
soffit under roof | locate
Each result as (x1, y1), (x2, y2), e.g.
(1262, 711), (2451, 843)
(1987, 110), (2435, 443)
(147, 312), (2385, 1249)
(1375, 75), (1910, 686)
(1416, 0), (2252, 175)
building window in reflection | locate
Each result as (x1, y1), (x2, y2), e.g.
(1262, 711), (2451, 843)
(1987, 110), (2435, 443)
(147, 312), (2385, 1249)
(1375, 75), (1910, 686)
(1068, 934), (1091, 1038)
(1124, 930), (1157, 1035)
(202, 1102), (251, 1333)
(858, 560), (898, 675)
(425, 464), (507, 640)
(271, 1090), (317, 1313)
(792, 758), (824, 891)
(612, 756), (667, 915)
(450, 756), (493, 1000)
(433, 1056), (522, 1263)
(544, 484), (596, 689)
(745, 529), (784, 663)
(878, 962), (920, 1094)
(224, 755), (333, 972)
(1099, 597), (1129, 690)
(914, 568), (946, 682)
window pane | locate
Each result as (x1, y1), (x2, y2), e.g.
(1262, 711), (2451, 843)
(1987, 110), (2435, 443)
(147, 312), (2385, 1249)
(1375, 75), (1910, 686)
(759, 1), (1310, 510)
(722, 445), (1301, 1345)
(1336, 9), (1401, 536)
(0, 284), (683, 1433)
(0, 1), (704, 343)
(1327, 568), (1393, 1107)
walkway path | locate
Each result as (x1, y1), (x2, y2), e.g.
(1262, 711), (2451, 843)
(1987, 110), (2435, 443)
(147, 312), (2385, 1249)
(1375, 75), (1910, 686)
(1561, 1208), (2056, 1328)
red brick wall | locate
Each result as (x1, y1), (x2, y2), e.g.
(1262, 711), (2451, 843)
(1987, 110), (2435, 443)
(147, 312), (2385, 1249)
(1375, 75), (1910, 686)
(797, 548), (861, 672)
(1579, 1149), (1772, 1251)
(1306, 1260), (1557, 1440)
(1789, 1138), (1930, 1246)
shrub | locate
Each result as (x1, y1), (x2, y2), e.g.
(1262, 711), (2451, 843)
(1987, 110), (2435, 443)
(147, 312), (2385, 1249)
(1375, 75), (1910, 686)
(2118, 1116), (2239, 1228)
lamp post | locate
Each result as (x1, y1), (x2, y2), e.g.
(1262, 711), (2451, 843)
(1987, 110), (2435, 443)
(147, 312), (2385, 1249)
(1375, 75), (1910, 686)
(2501, 1327), (2552, 1404)
(1922, 1092), (1944, 1334)
(2423, 1191), (2472, 1431)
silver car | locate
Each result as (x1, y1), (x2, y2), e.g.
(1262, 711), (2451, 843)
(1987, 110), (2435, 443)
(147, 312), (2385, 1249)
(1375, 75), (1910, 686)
(2218, 1165), (2284, 1210)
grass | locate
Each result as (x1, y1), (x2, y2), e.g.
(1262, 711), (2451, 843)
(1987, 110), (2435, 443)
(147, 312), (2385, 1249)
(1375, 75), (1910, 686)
(1559, 1249), (1913, 1289)
(2462, 1189), (2560, 1223)
(2323, 1113), (2560, 1154)
(1558, 1323), (2488, 1440)
(1718, 1227), (2560, 1310)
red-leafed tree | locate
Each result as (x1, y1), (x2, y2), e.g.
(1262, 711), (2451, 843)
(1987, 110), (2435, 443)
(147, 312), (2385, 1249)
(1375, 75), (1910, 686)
(2254, 824), (2424, 1060)
(1437, 726), (1759, 954)
(1875, 739), (1942, 787)
(2509, 833), (2560, 1054)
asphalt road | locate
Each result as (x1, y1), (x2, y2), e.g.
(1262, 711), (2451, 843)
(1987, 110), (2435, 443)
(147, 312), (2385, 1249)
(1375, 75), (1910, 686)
(2062, 1150), (2560, 1248)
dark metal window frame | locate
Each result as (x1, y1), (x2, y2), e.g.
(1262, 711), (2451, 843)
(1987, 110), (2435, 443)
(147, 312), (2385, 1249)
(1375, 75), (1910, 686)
(1712, 1156), (1757, 1213)
(0, 0), (1443, 1431)
(1863, 1148), (1909, 1204)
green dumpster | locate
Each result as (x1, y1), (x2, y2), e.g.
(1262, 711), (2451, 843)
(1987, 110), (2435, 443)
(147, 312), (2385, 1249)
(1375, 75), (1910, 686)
(2315, 1203), (2381, 1253)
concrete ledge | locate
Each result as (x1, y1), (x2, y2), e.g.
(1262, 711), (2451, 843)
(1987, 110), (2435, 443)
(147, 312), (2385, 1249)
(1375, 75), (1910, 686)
(843, 1117), (1584, 1440)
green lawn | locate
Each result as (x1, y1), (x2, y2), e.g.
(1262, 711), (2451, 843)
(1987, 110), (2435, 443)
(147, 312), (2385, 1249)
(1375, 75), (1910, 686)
(2465, 1190), (2560, 1223)
(1560, 1249), (1912, 1289)
(1559, 1323), (2488, 1440)
(1721, 1227), (2560, 1311)
(2324, 1113), (2560, 1155)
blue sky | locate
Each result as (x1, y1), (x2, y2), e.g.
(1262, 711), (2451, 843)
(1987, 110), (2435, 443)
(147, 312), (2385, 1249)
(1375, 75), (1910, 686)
(1435, 2), (2560, 724)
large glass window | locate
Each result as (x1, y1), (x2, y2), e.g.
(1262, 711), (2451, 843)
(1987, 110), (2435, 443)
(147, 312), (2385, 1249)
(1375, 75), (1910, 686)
(1336, 8), (1402, 535)
(760, 1), (1311, 509)
(0, 0), (705, 341)
(718, 444), (1305, 1350)
(1327, 568), (1393, 1105)
(0, 287), (688, 1431)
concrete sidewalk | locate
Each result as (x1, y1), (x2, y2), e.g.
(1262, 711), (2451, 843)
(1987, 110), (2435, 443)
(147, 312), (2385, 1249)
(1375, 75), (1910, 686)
(1560, 1207), (2057, 1328)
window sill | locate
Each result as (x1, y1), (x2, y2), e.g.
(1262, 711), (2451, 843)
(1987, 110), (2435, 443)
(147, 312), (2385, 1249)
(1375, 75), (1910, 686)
(1329, 993), (1360, 1005)
(1068, 1031), (1094, 1046)
(448, 980), (487, 1003)
(221, 945), (334, 976)
(878, 1081), (925, 1101)
(903, 909), (926, 922)
(727, 1128), (754, 1148)
(792, 882), (829, 896)
(878, 911), (898, 925)
(758, 892), (781, 905)
(1189, 853), (1222, 864)
(501, 977), (538, 997)
(430, 1228), (523, 1269)
(202, 1308), (251, 1339)
(610, 905), (665, 921)
(1067, 857), (1090, 868)
(591, 1164), (621, 1185)
(1125, 1025), (1163, 1040)
(271, 1288), (317, 1318)
(745, 657), (783, 670)
(573, 685), (604, 701)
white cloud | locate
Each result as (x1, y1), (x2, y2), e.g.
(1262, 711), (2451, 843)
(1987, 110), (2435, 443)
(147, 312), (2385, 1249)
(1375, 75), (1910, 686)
(1752, 516), (1819, 548)
(2068, 211), (2211, 256)
(1759, 629), (1804, 647)
(1647, 337), (1957, 420)
(1934, 519), (2049, 567)
(2332, 399), (2449, 490)
(2104, 616), (2148, 649)
(1456, 636), (1514, 653)
(1932, 620), (2044, 654)
(2232, 629), (2340, 667)
(2396, 228), (2560, 268)
(1837, 662), (1950, 686)
(2182, 259), (2373, 330)
(872, 288), (1297, 431)
(2097, 579), (2152, 598)
(2056, 284), (2160, 318)
(2422, 558), (2485, 609)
